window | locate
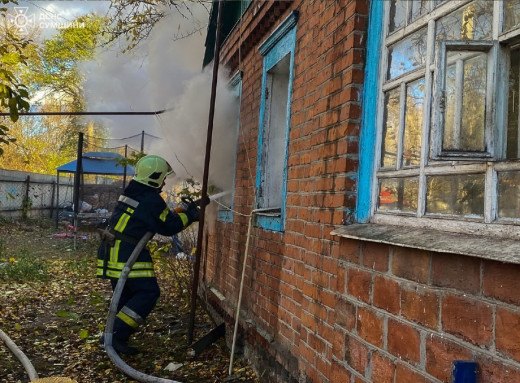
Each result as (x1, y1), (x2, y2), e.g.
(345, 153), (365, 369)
(255, 11), (298, 231)
(217, 72), (241, 223)
(358, 0), (520, 234)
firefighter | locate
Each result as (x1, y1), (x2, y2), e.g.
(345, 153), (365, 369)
(97, 154), (200, 355)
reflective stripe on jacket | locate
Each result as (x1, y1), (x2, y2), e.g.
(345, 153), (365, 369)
(97, 180), (192, 279)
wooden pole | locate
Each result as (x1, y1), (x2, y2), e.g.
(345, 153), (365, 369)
(187, 0), (225, 344)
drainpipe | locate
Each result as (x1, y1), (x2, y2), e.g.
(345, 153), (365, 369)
(187, 0), (225, 344)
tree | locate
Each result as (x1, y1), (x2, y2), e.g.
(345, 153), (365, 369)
(0, 1), (32, 155)
(0, 13), (108, 172)
(104, 0), (210, 52)
(34, 13), (106, 111)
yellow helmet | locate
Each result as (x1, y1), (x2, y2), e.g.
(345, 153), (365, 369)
(133, 155), (174, 188)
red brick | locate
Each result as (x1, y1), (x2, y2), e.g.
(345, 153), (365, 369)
(431, 252), (481, 294)
(496, 307), (520, 362)
(441, 294), (493, 347)
(331, 360), (351, 383)
(344, 335), (369, 375)
(373, 275), (400, 314)
(315, 357), (332, 381)
(332, 329), (345, 360)
(387, 319), (421, 364)
(477, 356), (520, 383)
(401, 286), (439, 330)
(308, 332), (326, 354)
(339, 236), (361, 260)
(334, 297), (356, 331)
(426, 334), (472, 382)
(391, 247), (430, 284)
(371, 352), (395, 383)
(347, 267), (372, 303)
(337, 265), (347, 294)
(483, 260), (520, 305)
(356, 307), (383, 347)
(362, 242), (389, 271)
(395, 363), (433, 383)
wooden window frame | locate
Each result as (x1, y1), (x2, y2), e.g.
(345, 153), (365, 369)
(358, 0), (520, 239)
(255, 11), (298, 232)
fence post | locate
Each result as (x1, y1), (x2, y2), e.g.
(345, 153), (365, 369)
(22, 175), (30, 220)
(50, 181), (56, 218)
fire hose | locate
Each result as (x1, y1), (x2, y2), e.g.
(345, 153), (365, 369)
(104, 195), (213, 382)
(0, 329), (76, 382)
(0, 328), (39, 381)
(103, 231), (181, 383)
(0, 232), (179, 383)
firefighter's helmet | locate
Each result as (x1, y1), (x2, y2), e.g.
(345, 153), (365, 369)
(133, 155), (174, 188)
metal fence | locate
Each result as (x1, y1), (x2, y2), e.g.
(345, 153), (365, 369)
(0, 169), (74, 219)
(0, 169), (122, 222)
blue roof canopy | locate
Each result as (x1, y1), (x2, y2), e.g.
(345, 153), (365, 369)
(56, 152), (135, 176)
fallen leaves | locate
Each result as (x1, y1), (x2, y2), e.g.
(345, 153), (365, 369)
(0, 221), (258, 382)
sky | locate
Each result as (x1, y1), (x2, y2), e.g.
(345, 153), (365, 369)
(4, 1), (239, 194)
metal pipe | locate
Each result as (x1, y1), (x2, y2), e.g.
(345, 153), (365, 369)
(187, 0), (225, 344)
(104, 231), (181, 383)
(0, 110), (167, 116)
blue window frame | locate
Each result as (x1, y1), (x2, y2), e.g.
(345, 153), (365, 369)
(255, 11), (298, 231)
(357, 1), (384, 222)
(359, 1), (520, 231)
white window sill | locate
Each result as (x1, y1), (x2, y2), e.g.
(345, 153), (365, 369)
(331, 223), (520, 265)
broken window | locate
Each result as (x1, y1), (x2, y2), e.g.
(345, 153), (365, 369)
(366, 0), (520, 230)
(217, 72), (241, 223)
(255, 11), (297, 231)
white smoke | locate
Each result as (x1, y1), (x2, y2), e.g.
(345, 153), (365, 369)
(82, 3), (239, 193)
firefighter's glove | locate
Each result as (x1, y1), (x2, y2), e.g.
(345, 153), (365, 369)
(201, 195), (211, 206)
(185, 202), (200, 223)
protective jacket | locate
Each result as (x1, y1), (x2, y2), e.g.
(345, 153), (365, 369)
(97, 180), (192, 279)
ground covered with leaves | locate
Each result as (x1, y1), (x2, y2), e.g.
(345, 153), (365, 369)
(0, 219), (258, 383)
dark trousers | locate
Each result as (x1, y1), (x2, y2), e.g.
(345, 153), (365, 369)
(110, 277), (160, 341)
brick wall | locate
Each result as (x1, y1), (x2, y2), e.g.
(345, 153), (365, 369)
(202, 0), (520, 382)
(333, 238), (520, 382)
(202, 1), (369, 381)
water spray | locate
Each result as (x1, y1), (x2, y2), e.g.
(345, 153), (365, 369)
(209, 190), (231, 201)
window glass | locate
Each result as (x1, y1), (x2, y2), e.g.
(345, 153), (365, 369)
(364, 0), (520, 227)
(436, 1), (493, 41)
(507, 49), (520, 159)
(258, 54), (290, 210)
(387, 27), (427, 79)
(403, 78), (424, 166)
(426, 174), (484, 216)
(504, 1), (520, 32)
(498, 171), (520, 218)
(389, 0), (407, 33)
(381, 88), (400, 168)
(410, 0), (429, 23)
(378, 177), (419, 212)
(443, 51), (487, 152)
